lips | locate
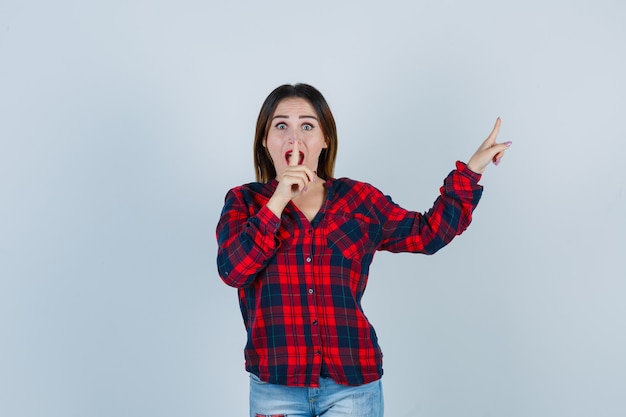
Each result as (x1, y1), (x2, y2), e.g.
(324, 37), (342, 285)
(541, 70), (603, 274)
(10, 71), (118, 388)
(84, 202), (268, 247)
(285, 150), (305, 165)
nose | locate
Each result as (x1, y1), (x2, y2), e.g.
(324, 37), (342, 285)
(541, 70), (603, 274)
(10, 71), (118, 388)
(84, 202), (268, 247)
(287, 137), (303, 144)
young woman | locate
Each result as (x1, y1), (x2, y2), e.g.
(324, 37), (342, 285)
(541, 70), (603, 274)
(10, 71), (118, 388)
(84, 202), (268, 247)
(216, 83), (511, 417)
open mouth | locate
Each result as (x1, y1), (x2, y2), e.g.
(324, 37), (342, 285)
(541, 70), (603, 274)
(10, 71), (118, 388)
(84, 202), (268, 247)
(285, 151), (305, 165)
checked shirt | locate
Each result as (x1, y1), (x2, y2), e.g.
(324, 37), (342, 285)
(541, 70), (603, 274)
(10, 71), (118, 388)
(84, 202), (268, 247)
(216, 161), (483, 387)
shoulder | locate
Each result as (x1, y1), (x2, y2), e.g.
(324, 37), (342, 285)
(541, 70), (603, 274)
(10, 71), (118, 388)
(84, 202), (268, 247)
(223, 181), (276, 207)
(226, 181), (275, 197)
(326, 177), (389, 213)
(329, 177), (385, 196)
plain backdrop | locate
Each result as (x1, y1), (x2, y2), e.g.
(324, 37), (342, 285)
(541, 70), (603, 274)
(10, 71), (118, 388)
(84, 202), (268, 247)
(1, 1), (624, 416)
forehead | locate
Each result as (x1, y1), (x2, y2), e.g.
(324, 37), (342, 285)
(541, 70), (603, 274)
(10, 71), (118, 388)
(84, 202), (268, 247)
(273, 97), (317, 117)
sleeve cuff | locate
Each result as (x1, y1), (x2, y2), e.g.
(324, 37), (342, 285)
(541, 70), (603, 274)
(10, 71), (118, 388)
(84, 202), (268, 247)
(456, 160), (482, 183)
(257, 205), (281, 234)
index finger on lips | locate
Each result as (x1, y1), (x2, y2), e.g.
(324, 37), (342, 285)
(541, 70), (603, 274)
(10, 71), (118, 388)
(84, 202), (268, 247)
(289, 141), (299, 167)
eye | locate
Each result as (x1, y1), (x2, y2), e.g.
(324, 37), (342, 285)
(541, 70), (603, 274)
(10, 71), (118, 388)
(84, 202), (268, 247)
(275, 122), (287, 130)
(302, 123), (314, 131)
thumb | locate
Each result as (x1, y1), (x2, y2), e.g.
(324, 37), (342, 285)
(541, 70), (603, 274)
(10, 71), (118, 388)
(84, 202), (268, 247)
(491, 141), (513, 165)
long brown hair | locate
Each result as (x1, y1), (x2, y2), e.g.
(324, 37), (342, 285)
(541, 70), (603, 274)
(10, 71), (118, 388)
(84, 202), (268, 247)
(254, 83), (338, 183)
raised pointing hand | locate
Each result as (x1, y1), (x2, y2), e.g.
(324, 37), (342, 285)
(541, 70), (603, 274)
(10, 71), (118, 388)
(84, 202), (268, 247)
(467, 118), (512, 174)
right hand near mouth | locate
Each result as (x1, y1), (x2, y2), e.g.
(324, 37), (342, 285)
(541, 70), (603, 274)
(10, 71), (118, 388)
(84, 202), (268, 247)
(267, 141), (317, 217)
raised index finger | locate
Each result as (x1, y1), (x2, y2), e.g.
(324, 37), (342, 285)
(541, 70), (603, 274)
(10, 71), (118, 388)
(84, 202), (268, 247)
(486, 117), (501, 145)
(289, 140), (299, 167)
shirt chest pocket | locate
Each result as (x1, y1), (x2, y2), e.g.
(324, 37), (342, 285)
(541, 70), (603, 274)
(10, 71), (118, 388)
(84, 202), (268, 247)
(325, 213), (378, 260)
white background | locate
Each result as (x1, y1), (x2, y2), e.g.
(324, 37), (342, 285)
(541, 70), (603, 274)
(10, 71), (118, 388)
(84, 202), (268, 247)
(1, 1), (624, 416)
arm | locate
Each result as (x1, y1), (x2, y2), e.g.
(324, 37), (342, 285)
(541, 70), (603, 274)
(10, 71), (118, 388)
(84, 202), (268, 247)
(216, 143), (316, 287)
(378, 118), (510, 253)
(377, 161), (483, 254)
(216, 188), (282, 288)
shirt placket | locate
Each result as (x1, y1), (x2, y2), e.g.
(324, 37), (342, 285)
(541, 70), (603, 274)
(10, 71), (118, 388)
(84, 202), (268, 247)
(302, 225), (323, 381)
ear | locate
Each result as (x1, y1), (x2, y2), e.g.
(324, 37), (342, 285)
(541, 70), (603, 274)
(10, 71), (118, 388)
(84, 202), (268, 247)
(323, 140), (328, 149)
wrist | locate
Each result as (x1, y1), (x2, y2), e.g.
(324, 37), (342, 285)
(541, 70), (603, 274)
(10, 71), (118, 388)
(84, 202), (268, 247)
(466, 160), (485, 175)
(459, 160), (484, 181)
(266, 195), (289, 218)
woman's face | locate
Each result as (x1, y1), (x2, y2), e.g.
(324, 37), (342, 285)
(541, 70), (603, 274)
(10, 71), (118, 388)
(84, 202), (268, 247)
(264, 97), (328, 178)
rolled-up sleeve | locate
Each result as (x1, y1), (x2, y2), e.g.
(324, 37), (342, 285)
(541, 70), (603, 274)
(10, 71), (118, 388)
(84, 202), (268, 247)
(377, 161), (483, 254)
(216, 188), (281, 288)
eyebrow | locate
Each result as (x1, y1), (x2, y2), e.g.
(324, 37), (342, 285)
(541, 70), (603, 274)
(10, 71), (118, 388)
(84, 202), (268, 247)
(271, 115), (319, 121)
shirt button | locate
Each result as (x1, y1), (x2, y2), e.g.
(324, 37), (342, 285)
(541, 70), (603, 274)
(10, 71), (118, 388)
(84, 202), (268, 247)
(308, 288), (314, 294)
(315, 350), (321, 355)
(312, 320), (318, 325)
(306, 257), (312, 263)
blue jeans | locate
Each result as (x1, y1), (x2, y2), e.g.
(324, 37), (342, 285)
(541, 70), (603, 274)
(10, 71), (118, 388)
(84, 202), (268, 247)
(249, 373), (384, 417)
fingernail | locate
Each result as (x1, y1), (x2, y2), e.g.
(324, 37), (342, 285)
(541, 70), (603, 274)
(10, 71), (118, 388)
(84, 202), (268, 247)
(313, 171), (317, 183)
(303, 185), (308, 192)
(504, 141), (512, 147)
(494, 157), (501, 166)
